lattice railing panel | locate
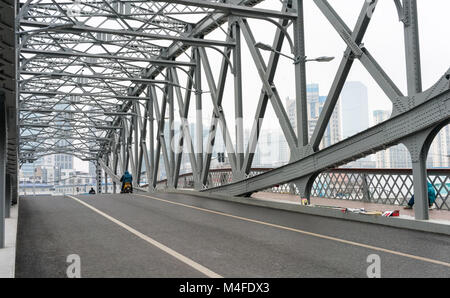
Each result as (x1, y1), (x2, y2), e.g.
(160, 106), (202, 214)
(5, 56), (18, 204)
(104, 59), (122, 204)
(155, 168), (450, 210)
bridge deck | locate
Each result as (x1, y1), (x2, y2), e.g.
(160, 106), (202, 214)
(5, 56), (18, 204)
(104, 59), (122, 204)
(15, 193), (450, 278)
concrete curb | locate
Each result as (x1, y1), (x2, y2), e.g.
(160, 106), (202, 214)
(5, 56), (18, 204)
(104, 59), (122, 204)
(160, 189), (450, 236)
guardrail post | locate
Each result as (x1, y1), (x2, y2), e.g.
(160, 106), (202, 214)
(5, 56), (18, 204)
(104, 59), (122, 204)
(362, 173), (370, 202)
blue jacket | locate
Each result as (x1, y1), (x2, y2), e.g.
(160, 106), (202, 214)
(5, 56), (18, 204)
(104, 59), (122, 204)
(428, 182), (436, 204)
(120, 171), (133, 183)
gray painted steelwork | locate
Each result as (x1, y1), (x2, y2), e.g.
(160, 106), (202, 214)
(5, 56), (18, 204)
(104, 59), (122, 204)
(8, 0), (450, 248)
(0, 0), (17, 248)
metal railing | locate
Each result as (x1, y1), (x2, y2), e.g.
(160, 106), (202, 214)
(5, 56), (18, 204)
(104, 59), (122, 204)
(310, 168), (450, 210)
(152, 168), (450, 210)
(154, 168), (270, 189)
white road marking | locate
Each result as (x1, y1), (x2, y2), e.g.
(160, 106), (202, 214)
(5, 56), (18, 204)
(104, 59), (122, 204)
(65, 195), (222, 278)
(137, 193), (450, 269)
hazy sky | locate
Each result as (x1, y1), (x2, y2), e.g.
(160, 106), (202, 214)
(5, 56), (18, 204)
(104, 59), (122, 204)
(75, 0), (450, 172)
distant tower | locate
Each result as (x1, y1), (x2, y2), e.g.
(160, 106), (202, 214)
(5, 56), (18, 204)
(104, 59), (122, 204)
(341, 81), (369, 139)
(373, 110), (391, 168)
(284, 84), (342, 153)
(319, 95), (342, 148)
(341, 82), (373, 167)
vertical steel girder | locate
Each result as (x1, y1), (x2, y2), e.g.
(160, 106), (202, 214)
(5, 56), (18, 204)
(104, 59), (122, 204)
(293, 0), (308, 149)
(0, 99), (7, 248)
(1, 0), (17, 248)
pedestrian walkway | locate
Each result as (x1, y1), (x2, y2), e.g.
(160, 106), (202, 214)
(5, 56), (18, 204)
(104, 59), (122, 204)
(252, 192), (450, 223)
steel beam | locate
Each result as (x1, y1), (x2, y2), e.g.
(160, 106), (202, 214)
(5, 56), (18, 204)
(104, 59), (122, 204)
(151, 0), (297, 20)
(21, 49), (196, 67)
(204, 83), (450, 196)
(20, 90), (152, 101)
(20, 21), (236, 48)
(106, 0), (265, 151)
(199, 46), (238, 178)
(402, 0), (422, 95)
(309, 0), (378, 150)
(239, 18), (298, 156)
(242, 0), (292, 174)
(293, 0), (308, 148)
(313, 0), (403, 103)
(171, 67), (198, 188)
(231, 21), (244, 171)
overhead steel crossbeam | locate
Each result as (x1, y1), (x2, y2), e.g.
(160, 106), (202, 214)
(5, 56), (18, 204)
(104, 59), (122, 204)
(20, 21), (236, 48)
(20, 49), (197, 67)
(151, 0), (297, 20)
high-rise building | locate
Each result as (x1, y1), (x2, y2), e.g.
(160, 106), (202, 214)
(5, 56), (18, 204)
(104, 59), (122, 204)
(341, 81), (369, 139)
(428, 129), (448, 168)
(283, 84), (342, 157)
(320, 96), (342, 148)
(373, 110), (392, 168)
(341, 81), (374, 168)
(53, 96), (75, 171)
(307, 84), (320, 140)
(256, 128), (283, 167)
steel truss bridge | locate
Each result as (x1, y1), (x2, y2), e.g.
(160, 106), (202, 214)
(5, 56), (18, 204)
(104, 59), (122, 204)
(1, 0), (450, 249)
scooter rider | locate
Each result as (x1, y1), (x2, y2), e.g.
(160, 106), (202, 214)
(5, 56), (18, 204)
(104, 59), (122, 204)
(120, 171), (133, 193)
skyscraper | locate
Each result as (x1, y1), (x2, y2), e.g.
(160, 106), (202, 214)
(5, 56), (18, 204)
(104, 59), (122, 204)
(341, 81), (369, 139)
(320, 96), (342, 148)
(428, 129), (448, 168)
(340, 81), (374, 168)
(373, 110), (391, 168)
(283, 84), (342, 154)
(53, 94), (75, 171)
(307, 84), (320, 141)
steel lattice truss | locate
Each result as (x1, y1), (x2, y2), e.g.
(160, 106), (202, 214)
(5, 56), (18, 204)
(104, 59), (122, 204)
(18, 0), (226, 162)
(16, 0), (450, 219)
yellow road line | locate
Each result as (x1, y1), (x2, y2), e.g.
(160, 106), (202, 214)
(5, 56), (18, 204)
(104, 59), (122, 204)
(136, 193), (450, 268)
(66, 195), (222, 278)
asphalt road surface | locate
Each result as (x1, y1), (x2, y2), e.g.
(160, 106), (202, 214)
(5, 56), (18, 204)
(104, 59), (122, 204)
(15, 192), (450, 278)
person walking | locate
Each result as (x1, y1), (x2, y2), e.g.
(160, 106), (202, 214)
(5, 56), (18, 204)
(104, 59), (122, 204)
(404, 182), (436, 209)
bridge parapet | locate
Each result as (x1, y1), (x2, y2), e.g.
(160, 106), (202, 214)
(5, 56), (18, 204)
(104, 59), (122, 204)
(153, 168), (450, 211)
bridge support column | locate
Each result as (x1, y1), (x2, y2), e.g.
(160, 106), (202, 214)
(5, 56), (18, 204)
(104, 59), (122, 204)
(104, 158), (108, 194)
(96, 160), (102, 194)
(11, 175), (17, 205)
(0, 98), (7, 248)
(403, 125), (443, 220)
(5, 174), (11, 218)
(292, 174), (318, 204)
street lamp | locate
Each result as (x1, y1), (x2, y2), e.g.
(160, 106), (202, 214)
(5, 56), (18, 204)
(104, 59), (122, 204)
(254, 42), (334, 64)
